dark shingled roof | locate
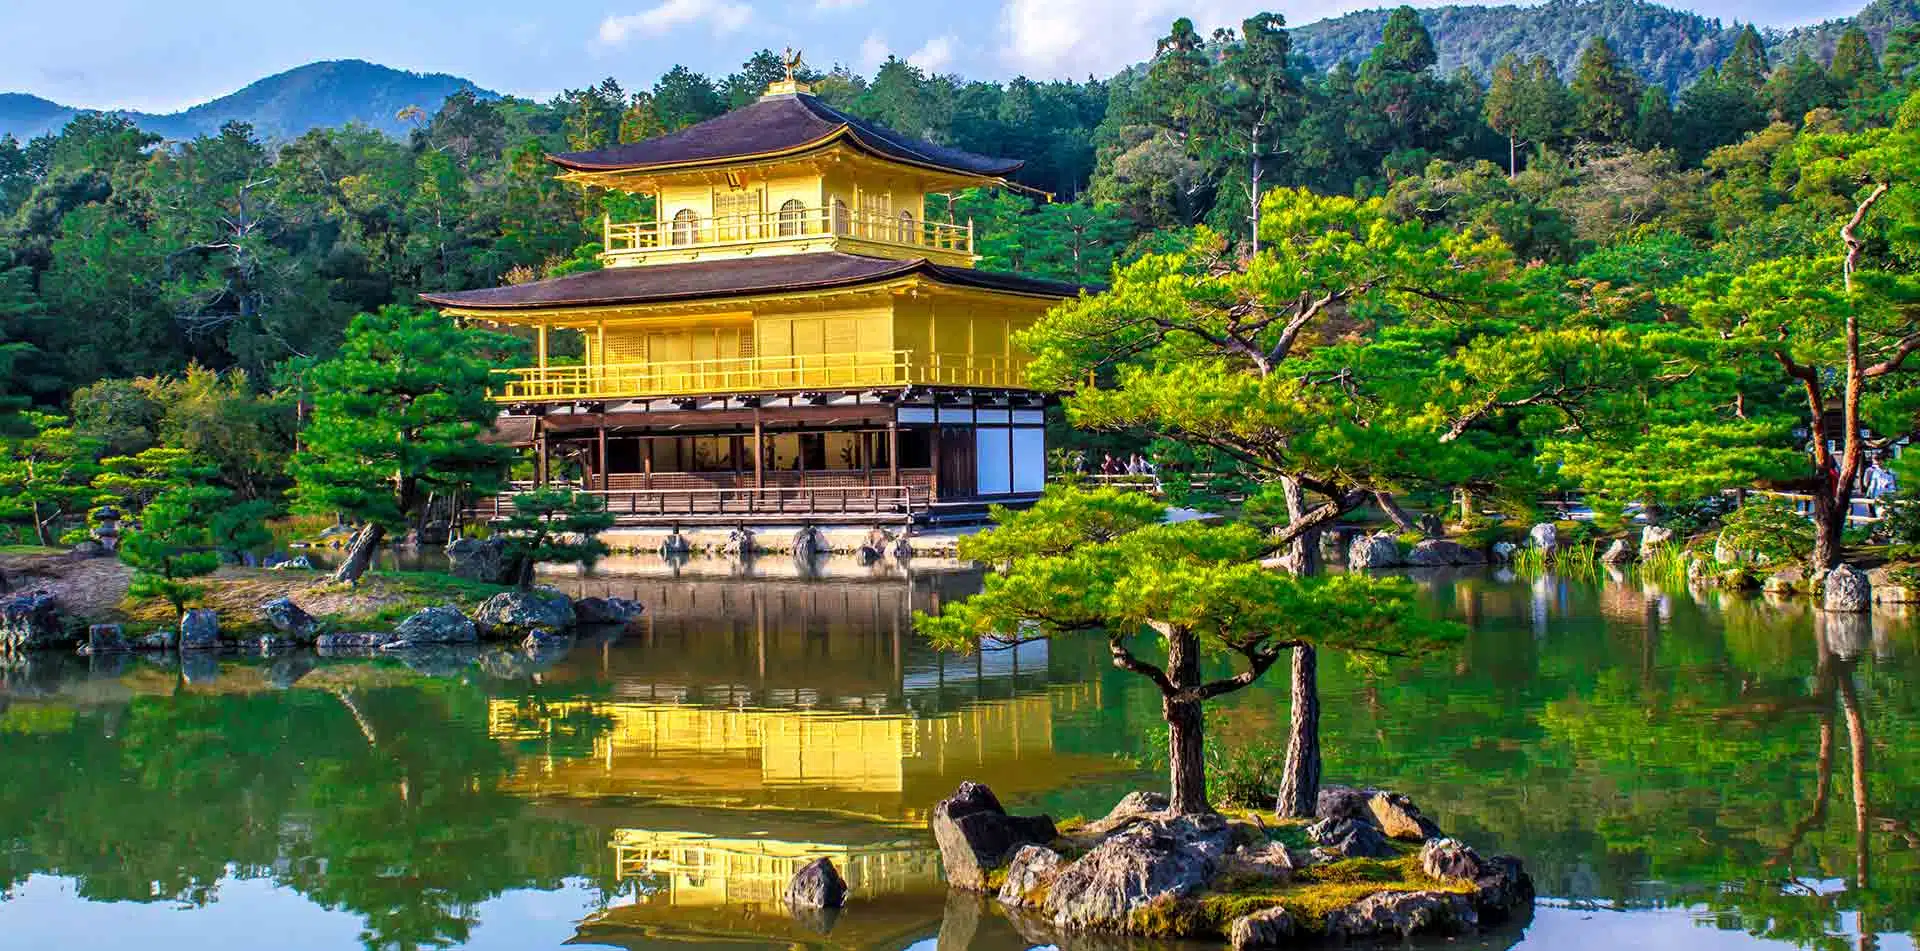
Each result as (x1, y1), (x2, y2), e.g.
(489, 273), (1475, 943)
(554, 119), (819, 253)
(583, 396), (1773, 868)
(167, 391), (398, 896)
(549, 93), (1023, 178)
(420, 253), (1085, 311)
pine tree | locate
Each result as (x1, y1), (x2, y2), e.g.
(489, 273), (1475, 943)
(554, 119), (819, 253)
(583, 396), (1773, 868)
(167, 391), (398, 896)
(1572, 37), (1642, 144)
(1830, 26), (1883, 99)
(1371, 6), (1437, 74)
(496, 487), (615, 588)
(290, 307), (522, 584)
(1634, 86), (1674, 150)
(1723, 25), (1771, 91)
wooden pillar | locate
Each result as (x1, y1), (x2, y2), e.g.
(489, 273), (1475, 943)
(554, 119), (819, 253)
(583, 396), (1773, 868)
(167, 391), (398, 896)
(930, 413), (943, 500)
(862, 431), (873, 487)
(596, 423), (608, 492)
(595, 321), (607, 392)
(536, 324), (549, 369)
(535, 418), (549, 486)
(887, 419), (900, 486)
(1007, 414), (1016, 496)
(752, 410), (765, 489)
(643, 437), (654, 490)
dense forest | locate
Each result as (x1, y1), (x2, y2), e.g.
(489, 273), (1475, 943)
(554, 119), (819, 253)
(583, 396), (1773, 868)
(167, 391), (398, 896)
(3, 1), (1920, 565)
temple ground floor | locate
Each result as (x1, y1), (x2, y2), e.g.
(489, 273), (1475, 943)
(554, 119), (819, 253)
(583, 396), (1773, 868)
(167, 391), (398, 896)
(472, 387), (1048, 526)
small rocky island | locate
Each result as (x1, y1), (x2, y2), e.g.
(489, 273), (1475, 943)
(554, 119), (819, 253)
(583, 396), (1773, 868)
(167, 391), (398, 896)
(927, 782), (1532, 947)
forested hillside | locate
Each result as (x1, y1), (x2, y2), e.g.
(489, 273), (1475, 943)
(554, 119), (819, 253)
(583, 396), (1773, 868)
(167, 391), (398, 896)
(0, 61), (494, 141)
(1773, 0), (1920, 63)
(1291, 0), (1742, 90)
(3, 7), (1920, 559)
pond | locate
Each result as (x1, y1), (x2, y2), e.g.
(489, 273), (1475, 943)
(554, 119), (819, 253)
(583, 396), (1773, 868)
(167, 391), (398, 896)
(0, 560), (1914, 951)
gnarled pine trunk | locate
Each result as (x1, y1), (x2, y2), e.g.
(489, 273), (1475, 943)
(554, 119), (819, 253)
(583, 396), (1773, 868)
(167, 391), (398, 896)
(331, 523), (386, 585)
(1161, 624), (1211, 817)
(1276, 644), (1320, 818)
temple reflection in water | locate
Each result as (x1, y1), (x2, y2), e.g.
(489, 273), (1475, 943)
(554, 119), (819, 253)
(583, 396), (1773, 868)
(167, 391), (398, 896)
(488, 565), (1129, 945)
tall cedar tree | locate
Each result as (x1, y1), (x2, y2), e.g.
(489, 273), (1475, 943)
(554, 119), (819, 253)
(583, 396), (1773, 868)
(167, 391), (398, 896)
(919, 489), (1459, 816)
(1572, 37), (1641, 145)
(291, 307), (522, 583)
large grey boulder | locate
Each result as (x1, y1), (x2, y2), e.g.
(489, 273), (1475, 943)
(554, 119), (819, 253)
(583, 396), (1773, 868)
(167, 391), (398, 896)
(1420, 837), (1485, 880)
(1824, 564), (1872, 613)
(1641, 525), (1675, 550)
(1489, 541), (1518, 564)
(1324, 890), (1478, 940)
(1600, 539), (1634, 565)
(445, 537), (518, 585)
(1315, 784), (1373, 823)
(931, 782), (1058, 891)
(1469, 854), (1536, 924)
(1348, 533), (1402, 570)
(574, 596), (644, 626)
(0, 592), (69, 651)
(1765, 567), (1807, 596)
(1528, 522), (1557, 553)
(387, 604), (477, 645)
(1406, 540), (1485, 567)
(82, 623), (128, 655)
(1868, 566), (1920, 603)
(1223, 842), (1298, 881)
(1084, 790), (1171, 837)
(472, 591), (575, 639)
(998, 845), (1064, 909)
(179, 609), (221, 650)
(267, 555), (314, 571)
(1367, 790), (1442, 840)
(784, 857), (848, 910)
(1229, 906), (1299, 950)
(1306, 817), (1396, 860)
(1042, 812), (1232, 931)
(259, 597), (319, 644)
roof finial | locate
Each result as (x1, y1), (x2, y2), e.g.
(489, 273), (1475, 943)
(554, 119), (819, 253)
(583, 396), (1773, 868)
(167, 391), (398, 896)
(765, 48), (812, 98)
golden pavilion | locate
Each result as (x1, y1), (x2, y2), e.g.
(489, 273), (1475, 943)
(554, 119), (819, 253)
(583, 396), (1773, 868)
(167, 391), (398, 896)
(424, 63), (1082, 526)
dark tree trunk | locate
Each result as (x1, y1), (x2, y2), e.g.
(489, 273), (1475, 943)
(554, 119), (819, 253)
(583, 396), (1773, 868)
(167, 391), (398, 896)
(1812, 490), (1849, 571)
(1276, 477), (1321, 575)
(1165, 694), (1209, 817)
(332, 523), (386, 585)
(1839, 668), (1870, 887)
(1276, 644), (1321, 818)
(1159, 623), (1211, 816)
(1375, 491), (1425, 537)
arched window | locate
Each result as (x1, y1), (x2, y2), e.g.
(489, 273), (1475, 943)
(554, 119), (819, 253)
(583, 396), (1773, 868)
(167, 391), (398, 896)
(778, 199), (807, 237)
(671, 208), (698, 245)
(898, 210), (917, 245)
(831, 199), (851, 236)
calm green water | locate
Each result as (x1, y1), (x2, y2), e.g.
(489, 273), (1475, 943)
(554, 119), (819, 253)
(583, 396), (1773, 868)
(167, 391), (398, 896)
(1, 561), (1916, 951)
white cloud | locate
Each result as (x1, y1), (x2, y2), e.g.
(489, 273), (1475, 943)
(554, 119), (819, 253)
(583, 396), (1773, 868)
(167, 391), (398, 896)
(997, 0), (1380, 78)
(597, 0), (751, 46)
(908, 35), (957, 73)
(859, 32), (891, 71)
(813, 0), (867, 10)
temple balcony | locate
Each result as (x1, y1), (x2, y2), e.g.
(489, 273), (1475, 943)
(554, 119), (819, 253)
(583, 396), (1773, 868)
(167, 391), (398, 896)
(493, 350), (1029, 404)
(601, 206), (975, 268)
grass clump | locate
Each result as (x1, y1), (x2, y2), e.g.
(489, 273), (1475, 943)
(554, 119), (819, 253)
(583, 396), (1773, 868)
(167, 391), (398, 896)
(1126, 852), (1476, 939)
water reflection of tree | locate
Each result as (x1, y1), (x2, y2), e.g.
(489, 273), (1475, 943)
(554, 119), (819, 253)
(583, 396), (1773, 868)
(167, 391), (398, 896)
(0, 671), (614, 951)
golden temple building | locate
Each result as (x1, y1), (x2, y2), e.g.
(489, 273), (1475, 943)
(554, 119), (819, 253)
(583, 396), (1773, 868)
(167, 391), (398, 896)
(426, 62), (1083, 526)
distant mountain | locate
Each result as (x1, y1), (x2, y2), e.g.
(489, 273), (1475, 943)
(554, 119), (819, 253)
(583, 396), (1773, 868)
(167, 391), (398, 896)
(0, 60), (496, 143)
(1290, 0), (1744, 91)
(1773, 0), (1920, 65)
(0, 93), (77, 141)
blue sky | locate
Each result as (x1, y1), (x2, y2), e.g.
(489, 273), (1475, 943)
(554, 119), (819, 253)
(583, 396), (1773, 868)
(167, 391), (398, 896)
(0, 0), (1874, 113)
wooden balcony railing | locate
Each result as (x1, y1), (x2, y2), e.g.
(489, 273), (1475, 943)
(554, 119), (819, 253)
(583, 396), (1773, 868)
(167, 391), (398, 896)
(467, 484), (930, 524)
(495, 350), (1029, 402)
(603, 206), (973, 257)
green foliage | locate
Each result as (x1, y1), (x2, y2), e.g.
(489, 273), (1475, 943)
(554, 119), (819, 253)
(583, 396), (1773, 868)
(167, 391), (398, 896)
(1207, 741), (1286, 810)
(496, 488), (614, 588)
(0, 413), (101, 547)
(115, 452), (262, 617)
(1718, 498), (1816, 567)
(290, 307), (520, 534)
